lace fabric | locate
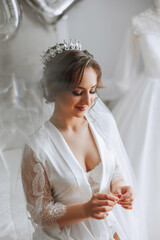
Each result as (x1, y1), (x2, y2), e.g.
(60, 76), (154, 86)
(111, 165), (123, 185)
(21, 145), (66, 229)
(131, 8), (160, 36)
(86, 162), (102, 194)
(86, 162), (123, 193)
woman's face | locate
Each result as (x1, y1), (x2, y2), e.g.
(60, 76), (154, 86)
(55, 67), (97, 118)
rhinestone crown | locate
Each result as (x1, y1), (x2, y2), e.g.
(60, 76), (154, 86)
(41, 40), (82, 67)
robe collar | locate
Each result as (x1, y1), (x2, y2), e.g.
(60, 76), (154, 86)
(45, 114), (112, 198)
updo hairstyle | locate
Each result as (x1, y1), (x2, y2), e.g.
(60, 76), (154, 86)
(41, 47), (103, 103)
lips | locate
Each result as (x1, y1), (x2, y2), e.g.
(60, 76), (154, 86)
(76, 106), (87, 111)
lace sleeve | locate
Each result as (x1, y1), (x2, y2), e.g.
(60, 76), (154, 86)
(111, 165), (124, 185)
(131, 18), (140, 38)
(21, 145), (66, 228)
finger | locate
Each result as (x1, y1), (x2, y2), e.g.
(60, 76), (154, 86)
(94, 193), (108, 200)
(120, 194), (131, 200)
(96, 206), (113, 213)
(93, 213), (108, 219)
(121, 205), (133, 210)
(96, 193), (119, 202)
(113, 190), (121, 195)
(118, 202), (133, 207)
(97, 199), (117, 207)
(114, 193), (122, 199)
(121, 192), (132, 199)
(118, 198), (134, 203)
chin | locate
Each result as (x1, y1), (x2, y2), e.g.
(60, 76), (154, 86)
(73, 111), (86, 118)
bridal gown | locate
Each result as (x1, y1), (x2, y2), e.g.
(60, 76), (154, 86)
(21, 99), (143, 240)
(109, 8), (160, 240)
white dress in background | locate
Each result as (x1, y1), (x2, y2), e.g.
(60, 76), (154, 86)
(108, 8), (160, 240)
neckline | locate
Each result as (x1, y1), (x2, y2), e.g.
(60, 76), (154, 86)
(47, 116), (102, 174)
(86, 161), (102, 175)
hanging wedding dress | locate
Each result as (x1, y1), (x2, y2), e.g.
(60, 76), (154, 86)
(106, 7), (160, 240)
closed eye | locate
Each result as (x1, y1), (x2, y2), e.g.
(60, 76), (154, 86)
(72, 89), (96, 96)
(90, 90), (96, 94)
(72, 91), (82, 96)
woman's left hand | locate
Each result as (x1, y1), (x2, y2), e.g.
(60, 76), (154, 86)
(114, 185), (135, 210)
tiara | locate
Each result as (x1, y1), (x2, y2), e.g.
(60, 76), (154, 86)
(41, 40), (82, 67)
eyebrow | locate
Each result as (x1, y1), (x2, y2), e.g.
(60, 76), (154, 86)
(77, 84), (97, 90)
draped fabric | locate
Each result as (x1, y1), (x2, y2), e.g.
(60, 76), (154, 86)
(106, 8), (160, 240)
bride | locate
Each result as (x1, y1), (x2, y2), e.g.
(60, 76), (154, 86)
(21, 40), (144, 240)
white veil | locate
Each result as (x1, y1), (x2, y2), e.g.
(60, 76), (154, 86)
(87, 98), (147, 240)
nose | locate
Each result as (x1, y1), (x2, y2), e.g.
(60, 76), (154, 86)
(81, 92), (91, 106)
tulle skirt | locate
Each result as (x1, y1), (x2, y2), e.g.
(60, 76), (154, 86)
(111, 73), (160, 240)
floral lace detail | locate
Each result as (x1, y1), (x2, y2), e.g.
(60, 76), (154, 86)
(111, 165), (123, 185)
(37, 151), (47, 163)
(21, 144), (66, 228)
(39, 127), (48, 138)
(88, 175), (99, 194)
(40, 202), (66, 227)
(86, 163), (102, 193)
(131, 8), (160, 36)
(32, 163), (45, 197)
(27, 201), (66, 228)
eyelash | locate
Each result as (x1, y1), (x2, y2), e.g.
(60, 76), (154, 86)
(72, 90), (96, 96)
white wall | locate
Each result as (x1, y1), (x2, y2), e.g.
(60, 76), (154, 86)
(1, 0), (151, 76)
(63, 0), (152, 78)
(0, 0), (152, 79)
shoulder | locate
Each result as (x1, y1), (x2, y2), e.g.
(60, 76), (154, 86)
(28, 122), (49, 146)
(24, 122), (50, 163)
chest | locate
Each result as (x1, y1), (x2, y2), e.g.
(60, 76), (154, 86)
(44, 120), (116, 204)
(61, 126), (101, 172)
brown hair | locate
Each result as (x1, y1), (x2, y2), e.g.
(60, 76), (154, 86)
(41, 49), (103, 103)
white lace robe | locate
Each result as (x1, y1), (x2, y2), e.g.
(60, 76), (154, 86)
(21, 116), (125, 240)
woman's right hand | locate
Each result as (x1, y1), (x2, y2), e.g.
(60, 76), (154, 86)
(84, 193), (119, 220)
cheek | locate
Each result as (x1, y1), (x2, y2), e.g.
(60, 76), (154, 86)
(56, 95), (74, 108)
(69, 96), (80, 106)
(62, 95), (79, 107)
